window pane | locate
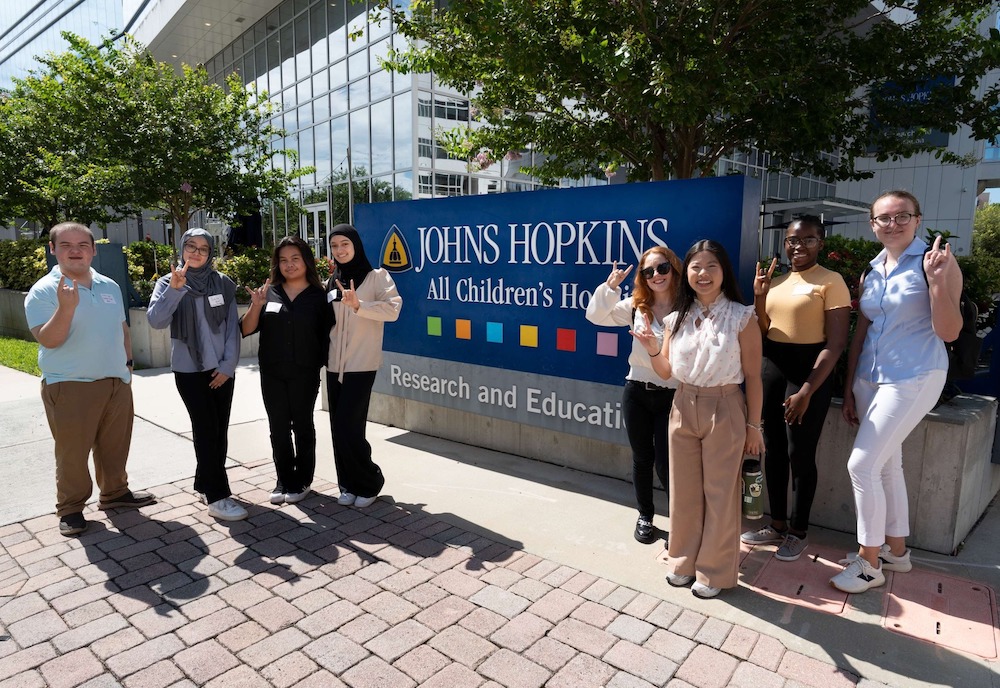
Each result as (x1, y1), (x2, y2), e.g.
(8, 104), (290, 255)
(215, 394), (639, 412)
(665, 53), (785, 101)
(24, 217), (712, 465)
(295, 15), (310, 77)
(394, 93), (412, 171)
(328, 0), (347, 61)
(371, 99), (392, 175)
(350, 108), (371, 175)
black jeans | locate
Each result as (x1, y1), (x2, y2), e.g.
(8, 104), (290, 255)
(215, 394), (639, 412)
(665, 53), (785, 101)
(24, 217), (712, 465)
(327, 370), (384, 498)
(261, 367), (322, 493)
(622, 380), (675, 520)
(761, 339), (834, 533)
(174, 371), (235, 504)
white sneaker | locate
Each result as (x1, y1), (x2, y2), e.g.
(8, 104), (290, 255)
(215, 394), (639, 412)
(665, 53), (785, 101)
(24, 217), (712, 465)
(284, 487), (310, 504)
(877, 545), (912, 572)
(354, 495), (378, 508)
(666, 572), (694, 587)
(337, 492), (356, 506)
(269, 487), (285, 505)
(691, 582), (722, 599)
(208, 497), (248, 521)
(830, 556), (885, 593)
(841, 545), (913, 573)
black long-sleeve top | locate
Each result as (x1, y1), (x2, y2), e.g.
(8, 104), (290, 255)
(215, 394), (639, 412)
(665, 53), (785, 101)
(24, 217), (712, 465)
(242, 283), (334, 376)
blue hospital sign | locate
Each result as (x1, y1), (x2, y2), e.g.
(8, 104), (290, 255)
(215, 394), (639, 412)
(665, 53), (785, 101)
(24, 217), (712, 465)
(355, 176), (760, 442)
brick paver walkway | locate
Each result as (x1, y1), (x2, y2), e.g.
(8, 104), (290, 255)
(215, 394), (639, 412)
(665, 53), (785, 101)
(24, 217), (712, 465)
(0, 460), (878, 688)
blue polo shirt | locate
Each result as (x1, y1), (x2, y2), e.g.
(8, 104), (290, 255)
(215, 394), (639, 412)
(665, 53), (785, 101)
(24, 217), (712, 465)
(857, 238), (948, 384)
(24, 266), (130, 384)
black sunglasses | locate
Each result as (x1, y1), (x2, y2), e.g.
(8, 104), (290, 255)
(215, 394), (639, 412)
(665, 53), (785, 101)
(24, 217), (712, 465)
(640, 262), (672, 280)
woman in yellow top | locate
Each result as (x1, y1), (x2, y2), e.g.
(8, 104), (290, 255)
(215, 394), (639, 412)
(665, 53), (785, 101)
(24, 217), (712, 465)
(741, 216), (850, 561)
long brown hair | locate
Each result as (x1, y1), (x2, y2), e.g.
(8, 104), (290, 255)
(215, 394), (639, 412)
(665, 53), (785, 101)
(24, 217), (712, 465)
(632, 245), (682, 319)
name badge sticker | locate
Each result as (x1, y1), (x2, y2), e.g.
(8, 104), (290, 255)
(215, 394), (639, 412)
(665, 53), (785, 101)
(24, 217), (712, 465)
(101, 293), (116, 304)
(265, 301), (282, 313)
(208, 294), (225, 307)
(792, 284), (814, 296)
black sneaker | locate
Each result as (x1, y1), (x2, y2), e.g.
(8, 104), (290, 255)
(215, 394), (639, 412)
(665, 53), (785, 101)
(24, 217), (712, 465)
(59, 512), (88, 536)
(99, 490), (155, 510)
(634, 517), (655, 544)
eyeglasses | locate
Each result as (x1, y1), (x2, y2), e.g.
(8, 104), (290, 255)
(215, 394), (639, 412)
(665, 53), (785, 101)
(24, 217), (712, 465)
(784, 237), (820, 248)
(640, 262), (673, 279)
(871, 212), (916, 228)
(183, 243), (211, 256)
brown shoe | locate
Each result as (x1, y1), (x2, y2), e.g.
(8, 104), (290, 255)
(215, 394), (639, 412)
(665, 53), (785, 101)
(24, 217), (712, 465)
(99, 490), (155, 510)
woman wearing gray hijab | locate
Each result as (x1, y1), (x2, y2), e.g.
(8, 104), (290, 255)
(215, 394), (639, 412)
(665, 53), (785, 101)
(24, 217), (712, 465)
(148, 228), (246, 521)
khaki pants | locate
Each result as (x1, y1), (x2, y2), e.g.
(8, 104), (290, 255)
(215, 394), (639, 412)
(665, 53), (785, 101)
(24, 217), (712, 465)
(667, 383), (745, 589)
(41, 378), (133, 517)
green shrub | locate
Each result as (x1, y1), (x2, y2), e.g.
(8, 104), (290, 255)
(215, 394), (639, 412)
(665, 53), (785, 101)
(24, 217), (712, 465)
(0, 239), (48, 291)
(816, 235), (882, 297)
(217, 248), (271, 302)
(125, 240), (175, 282)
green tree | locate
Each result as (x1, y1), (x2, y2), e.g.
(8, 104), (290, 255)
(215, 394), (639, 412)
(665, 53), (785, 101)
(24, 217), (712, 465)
(0, 33), (308, 237)
(380, 0), (1000, 184)
(973, 203), (1000, 257)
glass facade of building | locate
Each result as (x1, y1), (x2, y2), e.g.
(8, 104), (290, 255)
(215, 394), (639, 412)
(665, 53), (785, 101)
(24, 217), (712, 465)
(0, 0), (122, 90)
(204, 0), (579, 250)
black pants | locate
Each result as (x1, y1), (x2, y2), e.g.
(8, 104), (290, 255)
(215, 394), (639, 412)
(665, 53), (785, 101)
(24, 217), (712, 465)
(261, 367), (322, 493)
(761, 339), (834, 533)
(622, 380), (675, 520)
(327, 370), (384, 498)
(174, 371), (235, 504)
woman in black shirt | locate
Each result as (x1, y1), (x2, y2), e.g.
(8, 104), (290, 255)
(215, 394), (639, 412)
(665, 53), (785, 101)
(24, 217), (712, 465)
(242, 236), (334, 505)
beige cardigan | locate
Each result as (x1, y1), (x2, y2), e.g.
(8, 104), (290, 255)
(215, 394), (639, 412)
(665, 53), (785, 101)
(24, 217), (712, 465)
(327, 268), (402, 380)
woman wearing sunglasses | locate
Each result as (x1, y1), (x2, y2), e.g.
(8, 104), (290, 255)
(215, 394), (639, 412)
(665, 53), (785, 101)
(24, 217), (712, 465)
(586, 246), (682, 545)
(740, 216), (850, 562)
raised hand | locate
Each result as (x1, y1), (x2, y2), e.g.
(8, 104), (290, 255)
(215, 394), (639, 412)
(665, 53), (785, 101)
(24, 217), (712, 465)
(246, 278), (271, 308)
(606, 261), (633, 289)
(628, 312), (659, 356)
(754, 258), (778, 298)
(923, 235), (958, 285)
(169, 262), (189, 290)
(335, 279), (360, 311)
(56, 275), (79, 310)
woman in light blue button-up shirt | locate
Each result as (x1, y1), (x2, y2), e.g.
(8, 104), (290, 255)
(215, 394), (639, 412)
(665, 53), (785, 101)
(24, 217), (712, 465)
(832, 191), (964, 595)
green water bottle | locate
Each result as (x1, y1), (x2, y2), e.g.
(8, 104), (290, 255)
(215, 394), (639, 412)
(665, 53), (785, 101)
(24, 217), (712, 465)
(741, 458), (763, 519)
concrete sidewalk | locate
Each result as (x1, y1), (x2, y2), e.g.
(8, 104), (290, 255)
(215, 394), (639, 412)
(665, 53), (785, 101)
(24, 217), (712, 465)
(0, 361), (998, 687)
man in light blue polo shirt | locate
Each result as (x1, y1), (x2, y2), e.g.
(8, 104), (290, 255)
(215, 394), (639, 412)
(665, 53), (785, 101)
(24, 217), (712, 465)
(24, 222), (155, 536)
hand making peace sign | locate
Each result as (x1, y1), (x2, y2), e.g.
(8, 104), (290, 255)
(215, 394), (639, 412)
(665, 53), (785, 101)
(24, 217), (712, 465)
(335, 279), (360, 312)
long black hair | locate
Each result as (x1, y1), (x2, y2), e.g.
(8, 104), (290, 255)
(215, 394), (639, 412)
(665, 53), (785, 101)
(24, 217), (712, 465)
(270, 235), (323, 289)
(671, 239), (745, 338)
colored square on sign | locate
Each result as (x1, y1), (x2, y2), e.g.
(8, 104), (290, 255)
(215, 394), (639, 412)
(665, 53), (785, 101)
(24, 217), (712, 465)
(486, 322), (503, 343)
(427, 316), (442, 336)
(596, 332), (618, 357)
(455, 319), (471, 339)
(556, 328), (576, 352)
(520, 325), (538, 348)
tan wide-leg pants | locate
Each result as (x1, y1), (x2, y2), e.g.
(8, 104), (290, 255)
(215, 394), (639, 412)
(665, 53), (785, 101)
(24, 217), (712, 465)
(667, 382), (745, 589)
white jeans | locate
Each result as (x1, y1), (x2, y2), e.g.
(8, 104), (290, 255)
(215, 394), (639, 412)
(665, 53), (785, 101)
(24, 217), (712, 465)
(848, 369), (947, 547)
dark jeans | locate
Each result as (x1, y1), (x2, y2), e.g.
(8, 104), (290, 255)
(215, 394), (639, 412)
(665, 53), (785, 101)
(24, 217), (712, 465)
(261, 367), (322, 493)
(327, 370), (384, 498)
(622, 380), (675, 520)
(174, 371), (235, 504)
(761, 339), (834, 533)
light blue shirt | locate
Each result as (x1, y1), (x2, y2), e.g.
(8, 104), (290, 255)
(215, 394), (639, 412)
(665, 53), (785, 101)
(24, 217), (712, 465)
(24, 266), (130, 384)
(857, 237), (948, 384)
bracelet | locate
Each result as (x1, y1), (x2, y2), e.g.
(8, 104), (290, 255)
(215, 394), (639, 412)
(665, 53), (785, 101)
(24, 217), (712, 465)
(649, 350), (660, 358)
(126, 359), (134, 367)
(747, 422), (763, 431)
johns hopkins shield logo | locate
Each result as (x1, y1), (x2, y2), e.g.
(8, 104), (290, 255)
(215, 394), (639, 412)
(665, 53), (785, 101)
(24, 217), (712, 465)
(379, 224), (412, 273)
